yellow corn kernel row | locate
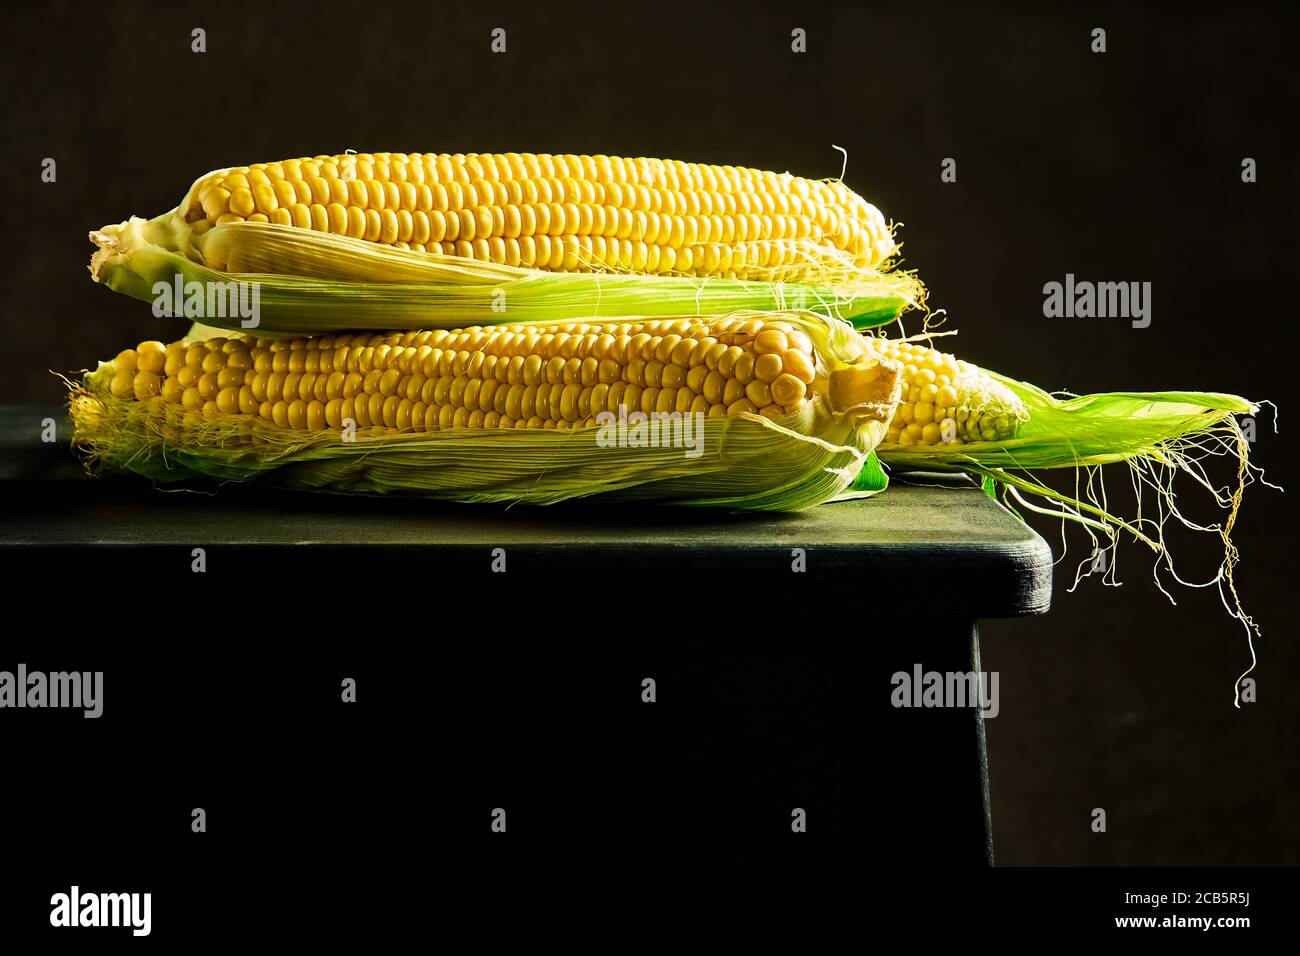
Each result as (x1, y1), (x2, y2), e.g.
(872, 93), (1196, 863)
(859, 338), (1025, 446)
(105, 316), (826, 433)
(183, 152), (895, 279)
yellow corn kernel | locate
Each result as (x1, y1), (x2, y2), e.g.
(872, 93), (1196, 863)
(98, 316), (846, 433)
(167, 152), (896, 282)
(862, 337), (1025, 446)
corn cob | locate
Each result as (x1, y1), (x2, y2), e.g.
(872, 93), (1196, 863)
(858, 338), (1026, 447)
(88, 153), (924, 336)
(107, 315), (871, 432)
(70, 312), (903, 509)
(129, 152), (895, 280)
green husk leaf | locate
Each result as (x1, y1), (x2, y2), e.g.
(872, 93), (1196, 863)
(836, 450), (889, 500)
(68, 385), (889, 511)
(89, 219), (923, 334)
(880, 374), (1256, 473)
(873, 359), (1268, 705)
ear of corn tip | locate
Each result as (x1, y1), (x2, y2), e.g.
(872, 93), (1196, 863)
(861, 337), (1027, 447)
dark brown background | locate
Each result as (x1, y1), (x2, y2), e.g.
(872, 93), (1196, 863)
(1, 0), (1296, 865)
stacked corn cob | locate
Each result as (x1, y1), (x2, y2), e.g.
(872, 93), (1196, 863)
(112, 318), (837, 431)
(96, 314), (895, 434)
(76, 154), (923, 508)
(75, 313), (901, 509)
(73, 150), (1258, 535)
(89, 152), (923, 334)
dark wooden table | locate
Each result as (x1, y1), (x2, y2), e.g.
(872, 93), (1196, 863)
(0, 405), (1051, 868)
